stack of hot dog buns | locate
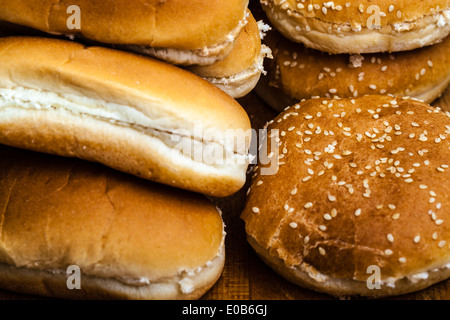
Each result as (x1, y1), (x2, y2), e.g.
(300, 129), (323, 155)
(0, 1), (260, 300)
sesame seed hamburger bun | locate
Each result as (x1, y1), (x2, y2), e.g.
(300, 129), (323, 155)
(0, 37), (252, 197)
(0, 145), (225, 300)
(188, 12), (273, 99)
(261, 0), (450, 54)
(0, 0), (249, 66)
(242, 95), (450, 297)
(257, 31), (450, 111)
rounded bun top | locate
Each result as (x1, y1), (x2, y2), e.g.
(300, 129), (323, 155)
(262, 0), (449, 27)
(0, 0), (249, 50)
(0, 145), (224, 282)
(243, 95), (450, 284)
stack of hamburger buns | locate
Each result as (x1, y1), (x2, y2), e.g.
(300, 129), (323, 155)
(241, 0), (450, 298)
(257, 0), (450, 111)
(0, 1), (264, 299)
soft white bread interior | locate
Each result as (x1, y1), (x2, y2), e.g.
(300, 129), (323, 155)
(0, 145), (225, 300)
(261, 0), (450, 53)
(0, 0), (250, 66)
(242, 96), (450, 297)
(0, 37), (252, 197)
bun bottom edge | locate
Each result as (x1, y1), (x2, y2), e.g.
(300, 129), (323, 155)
(0, 251), (225, 300)
(255, 73), (450, 113)
(246, 235), (450, 298)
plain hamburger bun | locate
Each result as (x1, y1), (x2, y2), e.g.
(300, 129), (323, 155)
(0, 145), (225, 300)
(0, 37), (252, 197)
(261, 0), (450, 54)
(242, 95), (450, 297)
(257, 30), (450, 111)
(188, 12), (273, 98)
(0, 0), (249, 66)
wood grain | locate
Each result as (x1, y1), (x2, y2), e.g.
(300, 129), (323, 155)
(0, 80), (448, 301)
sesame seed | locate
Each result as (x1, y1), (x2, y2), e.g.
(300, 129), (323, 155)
(387, 234), (394, 242)
(385, 249), (393, 256)
(399, 257), (407, 263)
(414, 235), (421, 243)
(324, 214), (332, 221)
(304, 202), (313, 209)
(354, 208), (362, 216)
(318, 247), (326, 256)
(289, 222), (298, 229)
(331, 208), (337, 217)
(438, 241), (446, 248)
(252, 207), (260, 213)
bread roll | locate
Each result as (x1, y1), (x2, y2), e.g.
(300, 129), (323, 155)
(0, 0), (249, 66)
(258, 30), (450, 111)
(242, 95), (450, 297)
(0, 37), (252, 197)
(188, 12), (272, 98)
(0, 145), (225, 300)
(261, 0), (450, 53)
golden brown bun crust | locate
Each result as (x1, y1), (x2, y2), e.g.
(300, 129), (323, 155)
(262, 31), (450, 111)
(0, 37), (251, 197)
(0, 0), (249, 50)
(263, 0), (449, 26)
(0, 145), (225, 300)
(261, 0), (450, 53)
(188, 12), (269, 98)
(242, 95), (450, 297)
(189, 12), (261, 78)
